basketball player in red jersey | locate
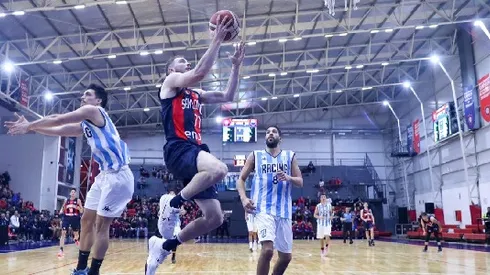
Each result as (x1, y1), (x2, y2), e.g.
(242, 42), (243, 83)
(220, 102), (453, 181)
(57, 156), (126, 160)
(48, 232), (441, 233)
(58, 188), (84, 258)
(360, 202), (375, 246)
(145, 16), (245, 272)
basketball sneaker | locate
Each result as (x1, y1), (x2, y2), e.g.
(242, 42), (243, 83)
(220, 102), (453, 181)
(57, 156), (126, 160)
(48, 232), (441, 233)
(159, 196), (181, 239)
(145, 236), (171, 275)
(71, 267), (89, 275)
(57, 249), (64, 258)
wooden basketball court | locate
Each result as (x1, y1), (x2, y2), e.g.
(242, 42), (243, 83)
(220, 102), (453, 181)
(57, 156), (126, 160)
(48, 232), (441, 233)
(1, 239), (489, 274)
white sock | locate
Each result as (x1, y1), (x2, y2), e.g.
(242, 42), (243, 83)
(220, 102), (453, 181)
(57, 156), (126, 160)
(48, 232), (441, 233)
(249, 242), (253, 248)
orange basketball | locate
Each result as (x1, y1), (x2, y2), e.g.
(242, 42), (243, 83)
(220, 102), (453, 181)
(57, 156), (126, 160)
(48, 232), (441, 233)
(209, 10), (241, 42)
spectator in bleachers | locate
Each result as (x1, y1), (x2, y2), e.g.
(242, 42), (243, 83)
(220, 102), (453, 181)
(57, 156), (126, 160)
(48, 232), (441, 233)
(304, 220), (314, 240)
(0, 213), (8, 226)
(136, 216), (148, 239)
(49, 215), (62, 241)
(10, 210), (20, 235)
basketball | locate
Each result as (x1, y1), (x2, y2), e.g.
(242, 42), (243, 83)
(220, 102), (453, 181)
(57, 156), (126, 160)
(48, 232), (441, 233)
(209, 10), (241, 42)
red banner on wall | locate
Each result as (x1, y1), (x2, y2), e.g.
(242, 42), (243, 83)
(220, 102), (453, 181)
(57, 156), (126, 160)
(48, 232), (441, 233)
(19, 80), (29, 107)
(413, 119), (420, 154)
(478, 73), (490, 122)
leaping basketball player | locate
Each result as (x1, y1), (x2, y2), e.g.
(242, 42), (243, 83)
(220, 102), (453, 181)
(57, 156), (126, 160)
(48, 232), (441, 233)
(246, 212), (258, 252)
(5, 84), (134, 275)
(144, 16), (245, 274)
(236, 126), (303, 275)
(361, 202), (376, 246)
(420, 212), (443, 252)
(314, 194), (332, 256)
(58, 188), (84, 258)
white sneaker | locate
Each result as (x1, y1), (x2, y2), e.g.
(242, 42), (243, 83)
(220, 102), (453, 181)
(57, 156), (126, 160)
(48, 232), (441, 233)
(145, 236), (171, 275)
(159, 196), (181, 239)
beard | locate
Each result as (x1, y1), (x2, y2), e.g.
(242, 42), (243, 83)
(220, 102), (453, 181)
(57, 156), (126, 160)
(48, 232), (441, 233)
(266, 137), (279, 148)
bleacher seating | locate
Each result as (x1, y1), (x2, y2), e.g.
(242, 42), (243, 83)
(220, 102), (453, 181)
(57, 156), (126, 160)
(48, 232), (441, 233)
(407, 224), (488, 244)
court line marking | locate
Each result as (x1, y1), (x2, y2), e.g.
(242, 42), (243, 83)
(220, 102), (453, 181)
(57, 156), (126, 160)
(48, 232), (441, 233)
(105, 272), (447, 275)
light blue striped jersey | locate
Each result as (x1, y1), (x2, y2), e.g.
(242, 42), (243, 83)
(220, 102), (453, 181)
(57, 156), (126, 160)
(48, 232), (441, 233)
(250, 149), (295, 219)
(316, 202), (332, 227)
(80, 107), (130, 171)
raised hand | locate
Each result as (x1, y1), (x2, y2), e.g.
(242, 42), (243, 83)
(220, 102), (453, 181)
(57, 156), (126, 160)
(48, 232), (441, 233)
(229, 41), (245, 66)
(211, 15), (234, 42)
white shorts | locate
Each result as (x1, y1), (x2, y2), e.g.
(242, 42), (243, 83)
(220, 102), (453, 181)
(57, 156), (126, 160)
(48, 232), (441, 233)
(317, 224), (332, 239)
(255, 212), (293, 253)
(247, 220), (257, 232)
(84, 166), (134, 218)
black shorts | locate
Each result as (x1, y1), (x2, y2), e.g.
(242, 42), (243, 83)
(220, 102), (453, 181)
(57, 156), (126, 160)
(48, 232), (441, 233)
(363, 221), (374, 229)
(164, 139), (218, 200)
(62, 216), (81, 231)
(427, 225), (440, 233)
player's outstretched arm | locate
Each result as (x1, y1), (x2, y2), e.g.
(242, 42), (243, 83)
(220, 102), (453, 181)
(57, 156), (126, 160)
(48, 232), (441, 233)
(5, 113), (83, 137)
(6, 105), (98, 135)
(162, 16), (232, 91)
(237, 152), (255, 213)
(35, 124), (83, 137)
(201, 42), (245, 104)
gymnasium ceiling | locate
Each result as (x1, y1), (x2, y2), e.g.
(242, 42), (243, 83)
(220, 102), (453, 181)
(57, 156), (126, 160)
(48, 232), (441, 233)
(0, 0), (487, 131)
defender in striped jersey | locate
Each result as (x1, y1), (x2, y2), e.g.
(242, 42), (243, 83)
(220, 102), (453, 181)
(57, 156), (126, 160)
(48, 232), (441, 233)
(236, 126), (303, 275)
(5, 84), (134, 275)
(145, 17), (245, 275)
(314, 194), (333, 256)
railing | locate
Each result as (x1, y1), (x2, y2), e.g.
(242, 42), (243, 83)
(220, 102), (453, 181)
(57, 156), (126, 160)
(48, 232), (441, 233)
(365, 153), (387, 199)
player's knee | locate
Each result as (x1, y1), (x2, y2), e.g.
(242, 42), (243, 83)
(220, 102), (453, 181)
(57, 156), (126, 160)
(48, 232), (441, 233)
(261, 246), (274, 260)
(279, 253), (292, 263)
(211, 162), (228, 181)
(81, 216), (95, 230)
(209, 211), (224, 229)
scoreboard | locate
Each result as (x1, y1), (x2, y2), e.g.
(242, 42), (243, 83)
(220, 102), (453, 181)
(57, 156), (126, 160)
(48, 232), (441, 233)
(432, 102), (458, 143)
(234, 155), (246, 166)
(222, 118), (257, 143)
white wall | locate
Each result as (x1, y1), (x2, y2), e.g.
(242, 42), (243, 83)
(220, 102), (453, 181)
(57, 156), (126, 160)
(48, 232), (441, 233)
(0, 133), (61, 211)
(390, 24), (490, 222)
(0, 134), (44, 207)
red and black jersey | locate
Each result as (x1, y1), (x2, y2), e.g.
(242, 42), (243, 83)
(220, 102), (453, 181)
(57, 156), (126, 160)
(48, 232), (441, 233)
(64, 198), (80, 217)
(161, 88), (202, 145)
(424, 215), (438, 228)
(361, 208), (373, 221)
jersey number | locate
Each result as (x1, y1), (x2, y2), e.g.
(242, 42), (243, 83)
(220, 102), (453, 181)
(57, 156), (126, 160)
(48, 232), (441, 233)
(260, 229), (267, 238)
(273, 175), (278, 184)
(194, 114), (201, 129)
(84, 127), (93, 138)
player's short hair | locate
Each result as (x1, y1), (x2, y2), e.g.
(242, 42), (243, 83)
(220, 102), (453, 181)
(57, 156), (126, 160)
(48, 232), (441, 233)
(88, 84), (108, 108)
(165, 55), (184, 75)
(421, 212), (428, 217)
(70, 188), (76, 192)
(267, 125), (282, 136)
(167, 182), (181, 194)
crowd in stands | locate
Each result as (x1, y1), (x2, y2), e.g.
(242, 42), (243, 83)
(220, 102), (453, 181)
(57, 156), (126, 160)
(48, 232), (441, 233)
(0, 171), (67, 243)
